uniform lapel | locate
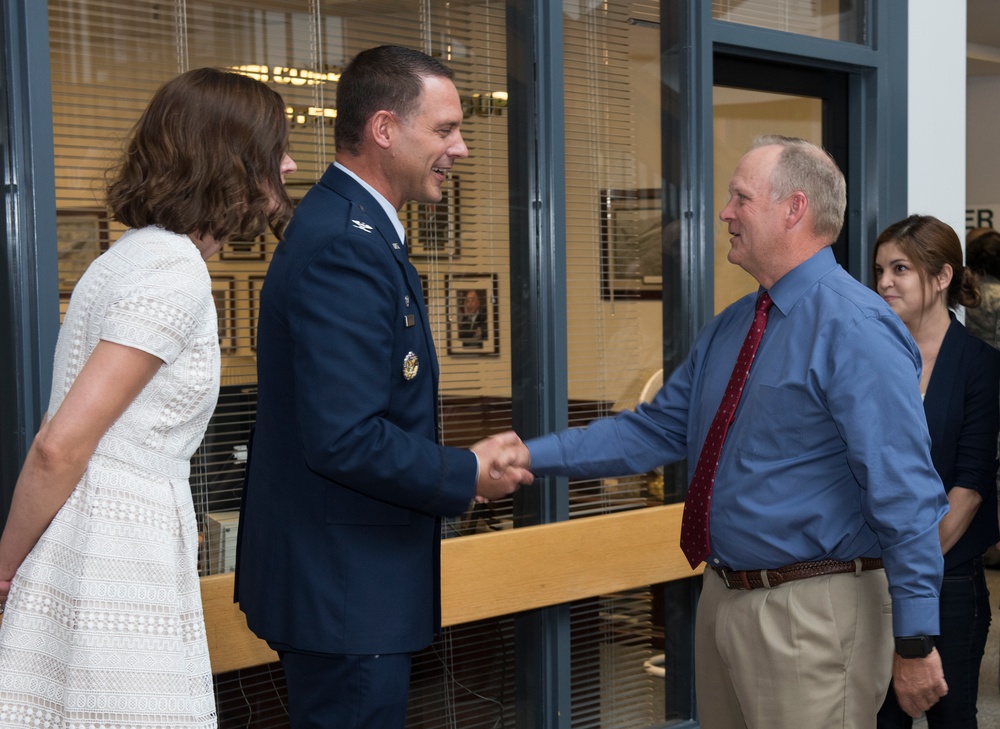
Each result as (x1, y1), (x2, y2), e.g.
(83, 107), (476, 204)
(320, 166), (441, 387)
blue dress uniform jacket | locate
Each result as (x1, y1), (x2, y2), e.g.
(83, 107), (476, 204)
(235, 164), (477, 655)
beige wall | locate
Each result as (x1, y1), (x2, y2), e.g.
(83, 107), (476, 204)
(967, 74), (1000, 221)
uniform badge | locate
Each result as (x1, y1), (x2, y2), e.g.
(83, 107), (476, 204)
(351, 219), (373, 233)
(403, 352), (419, 380)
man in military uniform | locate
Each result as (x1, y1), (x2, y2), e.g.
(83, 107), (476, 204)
(236, 45), (531, 729)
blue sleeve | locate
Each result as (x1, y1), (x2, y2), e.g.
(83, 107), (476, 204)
(527, 344), (694, 478)
(829, 313), (948, 636)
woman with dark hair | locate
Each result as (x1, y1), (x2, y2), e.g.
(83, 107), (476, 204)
(0, 68), (295, 728)
(965, 228), (1000, 347)
(874, 215), (1000, 728)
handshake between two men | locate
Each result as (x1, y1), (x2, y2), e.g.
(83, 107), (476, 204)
(470, 431), (533, 503)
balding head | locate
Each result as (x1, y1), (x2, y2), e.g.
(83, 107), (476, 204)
(752, 135), (846, 243)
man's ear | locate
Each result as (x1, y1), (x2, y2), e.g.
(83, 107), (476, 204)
(370, 110), (395, 150)
(786, 191), (808, 230)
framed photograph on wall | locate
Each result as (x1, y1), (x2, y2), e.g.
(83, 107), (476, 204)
(600, 188), (663, 300)
(248, 275), (265, 352)
(446, 272), (499, 356)
(56, 209), (109, 294)
(403, 176), (460, 258)
(211, 276), (237, 354)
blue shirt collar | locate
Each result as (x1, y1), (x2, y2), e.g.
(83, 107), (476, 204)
(764, 246), (839, 316)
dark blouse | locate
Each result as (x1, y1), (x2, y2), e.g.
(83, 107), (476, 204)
(922, 315), (1000, 570)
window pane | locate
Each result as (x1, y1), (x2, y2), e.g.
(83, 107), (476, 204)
(713, 86), (823, 311)
(48, 2), (516, 727)
(48, 0), (676, 726)
(564, 0), (665, 517)
(565, 2), (668, 726)
(713, 0), (869, 44)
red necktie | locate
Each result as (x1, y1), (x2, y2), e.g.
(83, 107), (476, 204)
(680, 292), (773, 569)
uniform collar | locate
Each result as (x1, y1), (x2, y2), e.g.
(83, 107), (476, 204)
(334, 161), (406, 246)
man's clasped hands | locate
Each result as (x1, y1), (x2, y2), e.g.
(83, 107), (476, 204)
(470, 431), (533, 503)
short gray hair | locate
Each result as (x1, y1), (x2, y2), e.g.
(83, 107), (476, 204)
(752, 135), (846, 242)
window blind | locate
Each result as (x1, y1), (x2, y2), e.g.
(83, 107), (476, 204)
(562, 3), (666, 726)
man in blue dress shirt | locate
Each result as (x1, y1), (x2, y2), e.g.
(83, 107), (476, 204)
(509, 136), (949, 727)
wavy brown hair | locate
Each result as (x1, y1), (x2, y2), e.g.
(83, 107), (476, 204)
(106, 67), (293, 242)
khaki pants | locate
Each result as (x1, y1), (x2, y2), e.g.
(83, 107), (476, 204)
(695, 566), (894, 729)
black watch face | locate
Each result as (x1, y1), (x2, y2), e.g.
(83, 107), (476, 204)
(896, 636), (932, 658)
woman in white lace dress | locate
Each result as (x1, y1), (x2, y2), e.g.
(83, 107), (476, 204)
(0, 68), (296, 728)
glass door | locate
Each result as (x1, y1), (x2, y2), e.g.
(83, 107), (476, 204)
(713, 54), (849, 310)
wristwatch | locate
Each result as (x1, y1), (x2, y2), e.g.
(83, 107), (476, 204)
(894, 635), (935, 658)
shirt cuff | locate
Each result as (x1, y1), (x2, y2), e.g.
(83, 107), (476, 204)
(891, 596), (940, 637)
(525, 434), (565, 474)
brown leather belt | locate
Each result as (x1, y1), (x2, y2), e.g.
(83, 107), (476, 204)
(713, 557), (883, 590)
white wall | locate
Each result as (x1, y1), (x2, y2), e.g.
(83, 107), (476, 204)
(908, 0), (967, 237)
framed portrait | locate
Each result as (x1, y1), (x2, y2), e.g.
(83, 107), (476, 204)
(403, 176), (460, 258)
(56, 209), (109, 294)
(446, 272), (499, 356)
(211, 276), (237, 354)
(219, 234), (266, 261)
(248, 275), (265, 352)
(600, 188), (664, 300)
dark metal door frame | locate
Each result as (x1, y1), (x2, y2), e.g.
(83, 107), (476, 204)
(0, 0), (58, 521)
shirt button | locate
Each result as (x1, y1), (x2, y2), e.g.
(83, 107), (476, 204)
(712, 558), (720, 564)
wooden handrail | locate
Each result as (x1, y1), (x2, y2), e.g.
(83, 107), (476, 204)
(202, 503), (701, 674)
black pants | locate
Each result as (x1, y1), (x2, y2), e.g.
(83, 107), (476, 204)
(878, 556), (992, 728)
(277, 648), (413, 729)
